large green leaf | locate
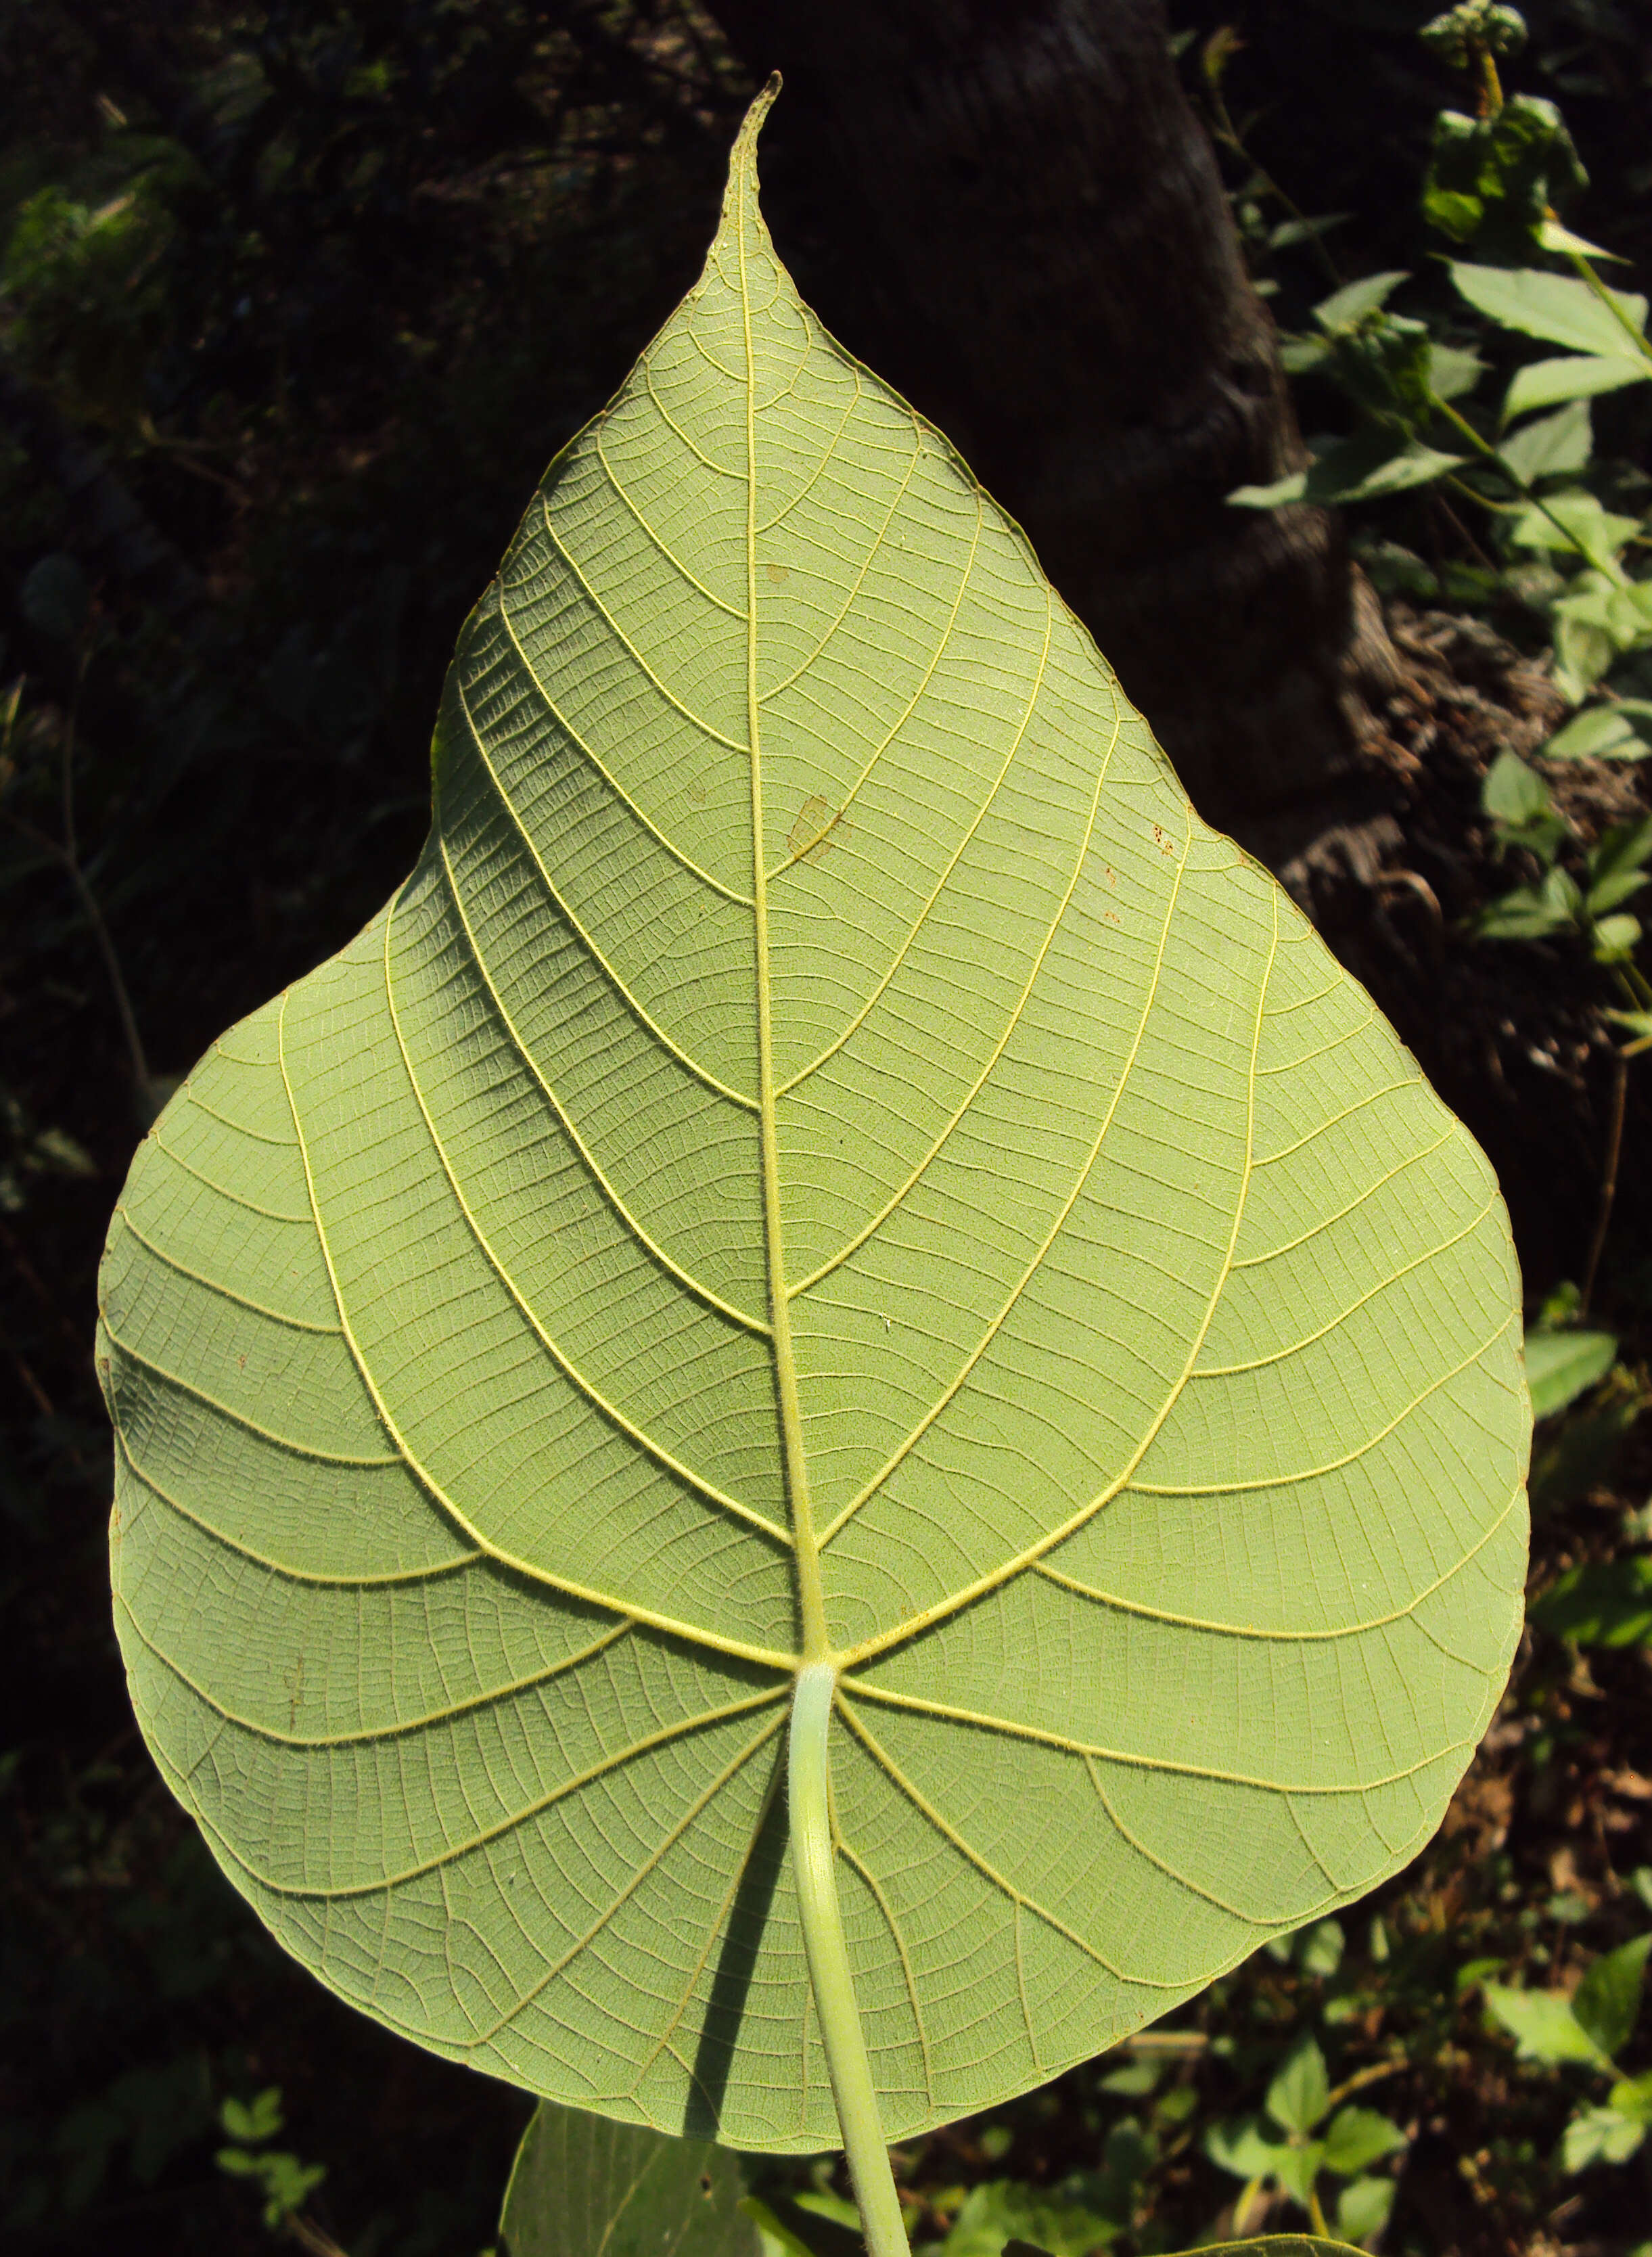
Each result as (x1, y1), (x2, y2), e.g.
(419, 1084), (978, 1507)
(500, 2099), (759, 2257)
(99, 86), (1528, 2153)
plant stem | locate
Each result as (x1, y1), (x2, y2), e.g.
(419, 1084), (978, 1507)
(1202, 68), (1342, 287)
(288, 2215), (352, 2257)
(5, 668), (153, 1101)
(1431, 390), (1630, 583)
(1559, 246), (1652, 371)
(788, 1664), (907, 2257)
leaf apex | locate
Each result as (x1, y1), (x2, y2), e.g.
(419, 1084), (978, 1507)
(722, 72), (783, 228)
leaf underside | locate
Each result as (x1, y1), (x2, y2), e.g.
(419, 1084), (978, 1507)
(100, 85), (1529, 2152)
(499, 2098), (758, 2257)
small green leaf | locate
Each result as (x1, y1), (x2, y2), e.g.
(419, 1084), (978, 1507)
(1450, 263), (1649, 359)
(1228, 470), (1313, 509)
(1549, 578), (1652, 702)
(1506, 354), (1650, 418)
(1528, 1373), (1649, 1517)
(219, 2089), (283, 2143)
(1428, 341), (1487, 401)
(1471, 884), (1571, 942)
(1508, 491), (1640, 568)
(1586, 817), (1652, 912)
(500, 2101), (760, 2257)
(1354, 539), (1440, 598)
(1538, 220), (1626, 263)
(1333, 2175), (1394, 2248)
(1456, 1955), (1503, 1995)
(1483, 749), (1552, 827)
(1610, 2068), (1652, 2124)
(1267, 2039), (1331, 2135)
(1312, 273), (1410, 329)
(1271, 2143), (1329, 2208)
(1484, 1982), (1612, 2066)
(1299, 1919), (1346, 1977)
(1207, 2118), (1293, 2181)
(1269, 215), (1352, 251)
(1522, 1328), (1617, 1419)
(257, 2153), (326, 2223)
(1531, 1556), (1652, 1647)
(1543, 704), (1652, 762)
(1229, 428), (1464, 509)
(1573, 1934), (1652, 2060)
(1540, 864), (1583, 920)
(1590, 912), (1641, 963)
(1097, 2116), (1155, 2202)
(1335, 436), (1466, 500)
(1561, 2104), (1647, 2172)
(941, 2179), (1120, 2257)
(1498, 400), (1592, 485)
(1326, 314), (1436, 424)
(1321, 2108), (1405, 2179)
(750, 2194), (865, 2257)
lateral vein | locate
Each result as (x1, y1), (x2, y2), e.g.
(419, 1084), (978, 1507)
(492, 574), (752, 907)
(274, 988), (797, 1674)
(832, 880), (1278, 1653)
(436, 827), (770, 1337)
(541, 501), (748, 752)
(453, 667), (759, 1111)
(382, 896), (791, 1545)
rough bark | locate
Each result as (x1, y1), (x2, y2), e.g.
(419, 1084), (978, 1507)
(704, 0), (1403, 869)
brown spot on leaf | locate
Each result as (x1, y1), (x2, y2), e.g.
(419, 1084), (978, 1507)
(788, 793), (843, 866)
(765, 562), (789, 583)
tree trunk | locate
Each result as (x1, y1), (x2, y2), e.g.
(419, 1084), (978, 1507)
(705, 0), (1403, 877)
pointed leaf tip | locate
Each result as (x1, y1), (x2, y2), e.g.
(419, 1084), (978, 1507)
(726, 74), (782, 192)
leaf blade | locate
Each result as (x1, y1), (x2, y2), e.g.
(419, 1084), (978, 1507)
(102, 89), (1530, 2151)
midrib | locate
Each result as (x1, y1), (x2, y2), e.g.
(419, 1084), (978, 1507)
(735, 155), (829, 1666)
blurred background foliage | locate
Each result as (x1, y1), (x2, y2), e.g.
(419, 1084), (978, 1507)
(1, 5), (1649, 2256)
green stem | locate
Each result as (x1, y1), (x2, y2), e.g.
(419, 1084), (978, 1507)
(1206, 83), (1342, 287)
(1615, 959), (1652, 1013)
(1307, 2181), (1333, 2240)
(1431, 390), (1630, 585)
(1561, 246), (1652, 371)
(788, 1664), (907, 2257)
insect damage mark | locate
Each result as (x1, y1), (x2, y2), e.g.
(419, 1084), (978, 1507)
(787, 794), (846, 867)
